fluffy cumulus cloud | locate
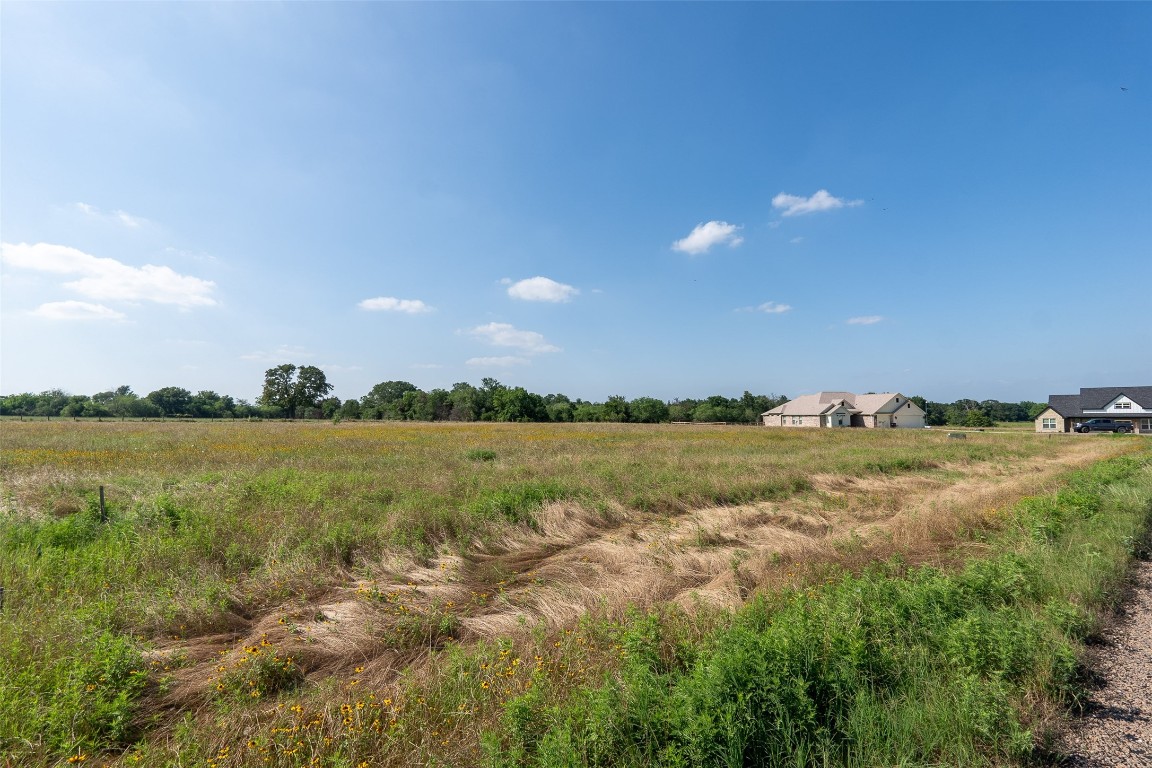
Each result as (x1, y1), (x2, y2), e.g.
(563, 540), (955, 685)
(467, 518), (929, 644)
(31, 300), (126, 321)
(466, 356), (530, 367)
(1, 242), (216, 308)
(672, 221), (743, 255)
(465, 322), (559, 354)
(505, 276), (579, 303)
(847, 315), (883, 325)
(772, 190), (863, 217)
(358, 296), (433, 313)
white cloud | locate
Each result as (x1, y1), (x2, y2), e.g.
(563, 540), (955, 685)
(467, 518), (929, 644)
(847, 315), (883, 325)
(358, 296), (433, 314)
(240, 345), (313, 363)
(789, 237), (805, 244)
(465, 322), (560, 354)
(507, 276), (579, 303)
(772, 190), (863, 217)
(737, 301), (793, 314)
(756, 301), (793, 314)
(1, 242), (216, 308)
(76, 202), (149, 228)
(466, 356), (530, 367)
(31, 300), (126, 321)
(672, 221), (744, 255)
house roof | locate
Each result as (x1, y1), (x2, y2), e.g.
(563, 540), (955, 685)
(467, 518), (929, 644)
(1045, 387), (1152, 417)
(763, 391), (917, 417)
(853, 393), (898, 414)
(1045, 395), (1084, 417)
(765, 394), (853, 416)
(1079, 386), (1152, 410)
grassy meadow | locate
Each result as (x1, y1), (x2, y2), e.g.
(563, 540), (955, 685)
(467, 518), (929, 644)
(1, 420), (1149, 767)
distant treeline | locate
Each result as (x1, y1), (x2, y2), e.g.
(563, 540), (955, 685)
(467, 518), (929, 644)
(0, 367), (1047, 426)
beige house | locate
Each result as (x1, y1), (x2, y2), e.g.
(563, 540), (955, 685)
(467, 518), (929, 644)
(1035, 386), (1152, 434)
(762, 391), (926, 429)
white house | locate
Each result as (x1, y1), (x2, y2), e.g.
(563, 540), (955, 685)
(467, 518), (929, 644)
(1035, 386), (1152, 434)
(762, 391), (926, 429)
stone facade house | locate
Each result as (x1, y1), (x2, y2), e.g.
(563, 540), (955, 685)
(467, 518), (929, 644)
(761, 391), (926, 429)
(1035, 386), (1152, 434)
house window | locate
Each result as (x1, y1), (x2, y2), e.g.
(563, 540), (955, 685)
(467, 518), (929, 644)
(1042, 418), (1056, 430)
(791, 415), (801, 425)
(1115, 402), (1132, 409)
(1142, 419), (1152, 432)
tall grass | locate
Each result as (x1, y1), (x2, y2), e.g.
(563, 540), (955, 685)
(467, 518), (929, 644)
(0, 420), (1143, 765)
(484, 453), (1152, 767)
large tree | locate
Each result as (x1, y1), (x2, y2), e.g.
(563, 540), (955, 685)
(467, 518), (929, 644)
(146, 386), (193, 417)
(360, 380), (419, 420)
(259, 364), (333, 418)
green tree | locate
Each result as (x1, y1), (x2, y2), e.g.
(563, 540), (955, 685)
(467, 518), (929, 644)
(476, 378), (505, 421)
(397, 390), (433, 421)
(629, 397), (669, 423)
(602, 395), (630, 422)
(338, 398), (362, 420)
(260, 364), (333, 418)
(573, 402), (605, 422)
(546, 395), (575, 423)
(427, 389), (452, 421)
(361, 380), (419, 420)
(667, 399), (698, 422)
(296, 366), (334, 416)
(146, 387), (193, 417)
(740, 391), (788, 424)
(31, 390), (71, 417)
(964, 409), (994, 428)
(491, 386), (547, 422)
(124, 397), (163, 418)
(448, 382), (480, 421)
(0, 393), (38, 416)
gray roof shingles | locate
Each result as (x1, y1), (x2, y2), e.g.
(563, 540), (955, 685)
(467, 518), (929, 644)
(1046, 386), (1152, 416)
(1078, 386), (1152, 410)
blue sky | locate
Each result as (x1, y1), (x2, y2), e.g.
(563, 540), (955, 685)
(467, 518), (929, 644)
(2, 2), (1149, 404)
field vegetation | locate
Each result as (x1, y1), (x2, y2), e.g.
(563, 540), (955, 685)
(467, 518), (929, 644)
(1, 420), (1148, 766)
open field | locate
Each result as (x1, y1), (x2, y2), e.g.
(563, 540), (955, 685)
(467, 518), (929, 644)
(1, 421), (1149, 766)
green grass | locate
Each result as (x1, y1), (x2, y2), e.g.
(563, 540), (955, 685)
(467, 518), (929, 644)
(481, 453), (1152, 767)
(0, 421), (1146, 766)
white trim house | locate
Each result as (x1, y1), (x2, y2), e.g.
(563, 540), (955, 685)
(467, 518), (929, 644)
(762, 391), (926, 429)
(1035, 386), (1152, 434)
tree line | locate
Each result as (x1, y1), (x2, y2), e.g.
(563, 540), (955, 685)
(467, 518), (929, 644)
(0, 363), (1046, 426)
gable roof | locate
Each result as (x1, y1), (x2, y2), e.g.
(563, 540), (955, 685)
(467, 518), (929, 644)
(1045, 395), (1083, 417)
(1079, 386), (1152, 410)
(765, 393), (858, 416)
(1045, 386), (1152, 417)
(763, 391), (919, 417)
(853, 393), (897, 414)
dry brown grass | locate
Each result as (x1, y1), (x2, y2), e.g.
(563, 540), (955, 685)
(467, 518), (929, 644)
(150, 434), (1124, 724)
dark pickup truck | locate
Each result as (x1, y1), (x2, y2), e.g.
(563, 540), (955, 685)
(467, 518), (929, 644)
(1077, 418), (1134, 433)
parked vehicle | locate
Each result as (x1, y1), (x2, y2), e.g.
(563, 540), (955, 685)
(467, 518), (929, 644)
(1077, 418), (1134, 433)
